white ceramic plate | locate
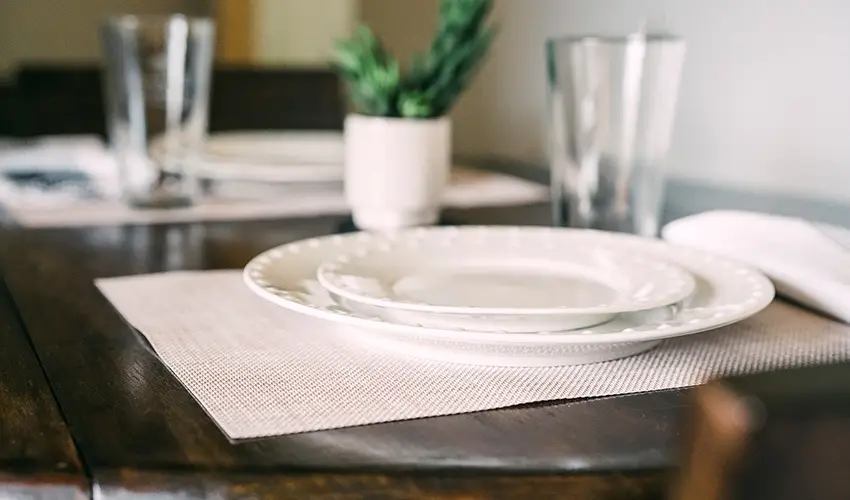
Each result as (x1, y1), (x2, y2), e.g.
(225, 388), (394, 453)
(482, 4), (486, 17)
(316, 228), (696, 332)
(243, 227), (775, 366)
(195, 131), (344, 183)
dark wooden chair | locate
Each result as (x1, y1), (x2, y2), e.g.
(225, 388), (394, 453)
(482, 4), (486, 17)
(0, 63), (344, 138)
(674, 362), (850, 500)
(209, 66), (344, 132)
(0, 66), (106, 137)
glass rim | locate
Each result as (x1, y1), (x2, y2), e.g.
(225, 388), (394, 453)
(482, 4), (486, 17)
(547, 32), (683, 46)
(103, 14), (214, 29)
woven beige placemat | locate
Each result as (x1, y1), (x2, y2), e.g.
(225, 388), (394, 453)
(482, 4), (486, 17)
(96, 270), (850, 440)
(11, 167), (545, 228)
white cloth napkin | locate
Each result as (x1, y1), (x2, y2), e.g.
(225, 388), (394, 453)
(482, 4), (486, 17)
(96, 270), (850, 440)
(662, 210), (850, 323)
(0, 135), (120, 203)
(0, 135), (111, 172)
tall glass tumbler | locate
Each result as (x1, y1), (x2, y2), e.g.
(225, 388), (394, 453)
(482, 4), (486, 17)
(101, 15), (214, 208)
(546, 34), (685, 236)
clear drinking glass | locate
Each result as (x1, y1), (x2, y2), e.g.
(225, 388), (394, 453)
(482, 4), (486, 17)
(100, 15), (214, 208)
(546, 33), (686, 236)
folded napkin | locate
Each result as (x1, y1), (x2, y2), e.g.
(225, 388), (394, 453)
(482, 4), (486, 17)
(662, 210), (850, 323)
(97, 270), (850, 439)
(0, 135), (120, 204)
(0, 135), (108, 171)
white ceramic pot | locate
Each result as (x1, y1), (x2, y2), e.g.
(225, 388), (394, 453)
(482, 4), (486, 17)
(344, 114), (451, 231)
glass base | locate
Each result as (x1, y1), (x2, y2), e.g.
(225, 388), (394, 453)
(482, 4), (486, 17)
(127, 194), (195, 209)
(551, 199), (662, 238)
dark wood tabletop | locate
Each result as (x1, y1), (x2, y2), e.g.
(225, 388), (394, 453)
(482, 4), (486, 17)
(0, 203), (681, 499)
(1, 186), (847, 499)
(0, 279), (87, 498)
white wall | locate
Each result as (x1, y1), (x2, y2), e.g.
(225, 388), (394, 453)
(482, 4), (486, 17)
(0, 0), (210, 77)
(0, 0), (357, 74)
(361, 0), (850, 201)
(254, 0), (357, 66)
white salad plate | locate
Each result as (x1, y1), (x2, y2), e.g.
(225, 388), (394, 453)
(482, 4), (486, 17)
(316, 228), (696, 332)
(195, 131), (344, 183)
(243, 227), (775, 367)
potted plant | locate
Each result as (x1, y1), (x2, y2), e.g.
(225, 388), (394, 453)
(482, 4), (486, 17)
(333, 0), (496, 230)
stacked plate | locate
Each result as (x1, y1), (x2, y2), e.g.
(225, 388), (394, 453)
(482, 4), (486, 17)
(244, 226), (775, 367)
(196, 131), (345, 184)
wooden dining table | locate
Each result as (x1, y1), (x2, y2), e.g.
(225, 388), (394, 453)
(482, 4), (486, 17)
(1, 165), (848, 499)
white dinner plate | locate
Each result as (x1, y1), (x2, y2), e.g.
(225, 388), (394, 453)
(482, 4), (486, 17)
(243, 227), (775, 366)
(316, 228), (696, 332)
(195, 131), (344, 183)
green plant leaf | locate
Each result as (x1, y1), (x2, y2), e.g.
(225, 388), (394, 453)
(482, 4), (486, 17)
(398, 91), (434, 118)
(332, 0), (495, 118)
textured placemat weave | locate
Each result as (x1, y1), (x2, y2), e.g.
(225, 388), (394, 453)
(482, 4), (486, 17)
(96, 270), (850, 440)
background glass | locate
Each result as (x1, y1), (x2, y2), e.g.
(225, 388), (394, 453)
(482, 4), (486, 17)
(546, 34), (686, 237)
(101, 15), (214, 208)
